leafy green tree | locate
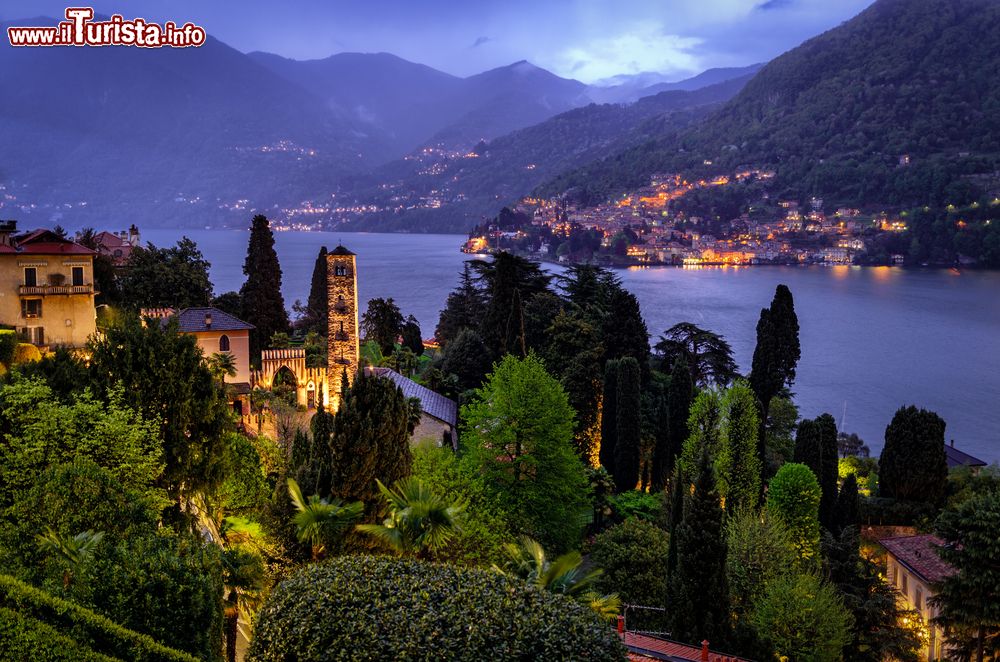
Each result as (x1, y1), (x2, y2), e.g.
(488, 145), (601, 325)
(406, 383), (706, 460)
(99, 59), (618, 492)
(613, 357), (641, 493)
(87, 315), (231, 501)
(750, 572), (852, 662)
(361, 297), (404, 355)
(668, 449), (729, 647)
(678, 387), (723, 480)
(411, 444), (512, 566)
(600, 359), (619, 474)
(119, 238), (212, 310)
(749, 284), (800, 466)
(326, 371), (419, 530)
(286, 478), (363, 561)
(764, 396), (799, 477)
(654, 322), (738, 387)
(590, 518), (669, 631)
(766, 463), (822, 570)
(239, 215), (290, 364)
(932, 489), (1000, 662)
(401, 315), (424, 356)
(462, 354), (589, 552)
(495, 536), (619, 620)
(879, 405), (948, 505)
(211, 290), (242, 318)
(74, 228), (120, 306)
(719, 381), (761, 513)
(217, 432), (270, 516)
(357, 477), (464, 558)
(725, 508), (796, 656)
(435, 263), (486, 347)
(441, 328), (492, 393)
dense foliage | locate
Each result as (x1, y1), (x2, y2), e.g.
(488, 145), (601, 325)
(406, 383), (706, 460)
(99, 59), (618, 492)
(879, 405), (949, 504)
(766, 463), (822, 569)
(118, 238), (212, 310)
(247, 557), (627, 661)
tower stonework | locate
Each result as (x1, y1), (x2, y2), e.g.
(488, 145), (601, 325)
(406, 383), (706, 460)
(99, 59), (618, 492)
(327, 245), (360, 410)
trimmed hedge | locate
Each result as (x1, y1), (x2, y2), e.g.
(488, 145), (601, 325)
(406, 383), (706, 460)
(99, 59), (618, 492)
(0, 329), (16, 365)
(0, 574), (198, 662)
(13, 342), (42, 364)
(248, 555), (628, 661)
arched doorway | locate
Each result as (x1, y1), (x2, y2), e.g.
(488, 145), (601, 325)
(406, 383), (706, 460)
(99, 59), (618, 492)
(306, 381), (316, 409)
(272, 365), (297, 406)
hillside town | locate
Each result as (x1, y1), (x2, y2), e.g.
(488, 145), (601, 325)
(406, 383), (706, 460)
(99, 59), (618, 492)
(463, 169), (922, 266)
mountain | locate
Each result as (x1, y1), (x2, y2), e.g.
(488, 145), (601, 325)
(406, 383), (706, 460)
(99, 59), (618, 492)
(540, 0), (1000, 210)
(587, 64), (764, 104)
(0, 17), (391, 229)
(339, 75), (753, 232)
(249, 54), (592, 157)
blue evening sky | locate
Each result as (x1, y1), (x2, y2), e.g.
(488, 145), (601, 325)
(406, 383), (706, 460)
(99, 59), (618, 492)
(1, 0), (874, 82)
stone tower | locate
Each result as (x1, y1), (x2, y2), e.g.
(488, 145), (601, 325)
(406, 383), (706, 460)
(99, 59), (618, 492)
(327, 245), (360, 410)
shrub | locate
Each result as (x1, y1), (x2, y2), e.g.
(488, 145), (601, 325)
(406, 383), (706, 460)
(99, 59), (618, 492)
(217, 432), (270, 514)
(590, 519), (669, 631)
(0, 574), (197, 662)
(13, 342), (42, 364)
(0, 329), (16, 365)
(248, 556), (627, 661)
(608, 490), (662, 522)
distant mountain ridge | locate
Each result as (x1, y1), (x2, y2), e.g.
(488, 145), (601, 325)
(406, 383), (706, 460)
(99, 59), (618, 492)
(540, 0), (1000, 210)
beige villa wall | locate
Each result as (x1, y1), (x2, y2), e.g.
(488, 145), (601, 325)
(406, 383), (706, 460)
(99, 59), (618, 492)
(886, 556), (947, 661)
(0, 256), (97, 347)
(192, 329), (252, 383)
(411, 414), (453, 447)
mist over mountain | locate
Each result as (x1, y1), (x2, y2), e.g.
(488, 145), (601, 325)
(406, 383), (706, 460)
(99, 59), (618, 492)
(540, 0), (1000, 211)
(588, 64), (764, 104)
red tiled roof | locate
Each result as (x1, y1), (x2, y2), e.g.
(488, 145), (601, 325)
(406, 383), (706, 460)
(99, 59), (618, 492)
(621, 632), (749, 662)
(12, 229), (95, 255)
(880, 534), (956, 584)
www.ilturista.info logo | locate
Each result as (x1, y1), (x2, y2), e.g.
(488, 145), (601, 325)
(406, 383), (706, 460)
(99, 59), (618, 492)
(7, 8), (206, 48)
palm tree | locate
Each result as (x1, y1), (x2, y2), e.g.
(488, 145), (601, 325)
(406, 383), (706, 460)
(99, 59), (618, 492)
(494, 536), (620, 620)
(287, 478), (363, 560)
(35, 527), (104, 588)
(220, 547), (265, 662)
(356, 477), (464, 559)
(208, 351), (238, 382)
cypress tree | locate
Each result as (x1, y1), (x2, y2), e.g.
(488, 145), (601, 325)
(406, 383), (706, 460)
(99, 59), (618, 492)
(665, 464), (684, 580)
(602, 287), (651, 384)
(302, 246), (328, 335)
(815, 413), (840, 531)
(720, 381), (761, 513)
(599, 360), (619, 475)
(401, 315), (424, 356)
(793, 419), (822, 474)
(240, 214), (290, 363)
(327, 370), (418, 527)
(878, 405), (948, 504)
(836, 473), (860, 534)
(669, 449), (730, 647)
(649, 385), (671, 492)
(749, 284), (800, 466)
(666, 356), (693, 474)
(613, 357), (641, 493)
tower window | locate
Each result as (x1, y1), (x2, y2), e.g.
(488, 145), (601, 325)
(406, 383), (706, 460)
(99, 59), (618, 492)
(334, 265), (349, 277)
(219, 334), (231, 352)
(334, 295), (347, 312)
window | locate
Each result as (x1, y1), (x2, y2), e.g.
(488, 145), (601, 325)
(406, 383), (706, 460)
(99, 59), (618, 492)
(335, 265), (349, 277)
(901, 573), (908, 596)
(914, 588), (923, 612)
(24, 267), (37, 287)
(219, 335), (230, 352)
(335, 295), (347, 312)
(71, 266), (84, 287)
(889, 563), (897, 586)
(21, 299), (42, 318)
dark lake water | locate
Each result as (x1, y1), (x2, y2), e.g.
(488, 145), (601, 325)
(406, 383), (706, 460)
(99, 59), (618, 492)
(145, 229), (1000, 463)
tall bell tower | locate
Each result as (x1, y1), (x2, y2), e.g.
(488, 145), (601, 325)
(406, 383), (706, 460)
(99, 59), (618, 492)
(327, 245), (360, 410)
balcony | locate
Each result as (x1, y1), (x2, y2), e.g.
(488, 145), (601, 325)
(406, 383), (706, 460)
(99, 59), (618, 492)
(18, 284), (94, 295)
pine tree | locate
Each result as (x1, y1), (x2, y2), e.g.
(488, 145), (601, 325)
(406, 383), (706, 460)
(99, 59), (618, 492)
(441, 328), (491, 392)
(301, 246), (328, 335)
(669, 449), (730, 647)
(602, 287), (650, 384)
(470, 252), (550, 359)
(239, 215), (290, 363)
(749, 284), (800, 466)
(435, 263), (485, 347)
(361, 298), (404, 355)
(599, 360), (619, 475)
(613, 357), (641, 493)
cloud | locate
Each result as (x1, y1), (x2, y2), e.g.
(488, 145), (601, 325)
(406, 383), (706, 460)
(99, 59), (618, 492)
(470, 35), (490, 48)
(757, 0), (794, 10)
(546, 23), (703, 83)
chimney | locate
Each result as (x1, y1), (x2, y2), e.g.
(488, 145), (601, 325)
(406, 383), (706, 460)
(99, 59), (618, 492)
(0, 220), (17, 247)
(204, 312), (212, 329)
(701, 640), (710, 662)
(950, 439), (955, 448)
(616, 615), (624, 635)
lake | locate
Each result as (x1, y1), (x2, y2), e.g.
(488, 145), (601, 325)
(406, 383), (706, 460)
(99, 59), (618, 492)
(145, 229), (1000, 463)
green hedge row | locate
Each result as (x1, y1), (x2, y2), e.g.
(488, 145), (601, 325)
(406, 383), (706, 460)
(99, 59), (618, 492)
(249, 555), (628, 661)
(0, 574), (198, 662)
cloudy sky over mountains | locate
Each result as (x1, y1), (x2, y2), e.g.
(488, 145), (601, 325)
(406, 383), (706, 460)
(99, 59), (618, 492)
(2, 0), (873, 81)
